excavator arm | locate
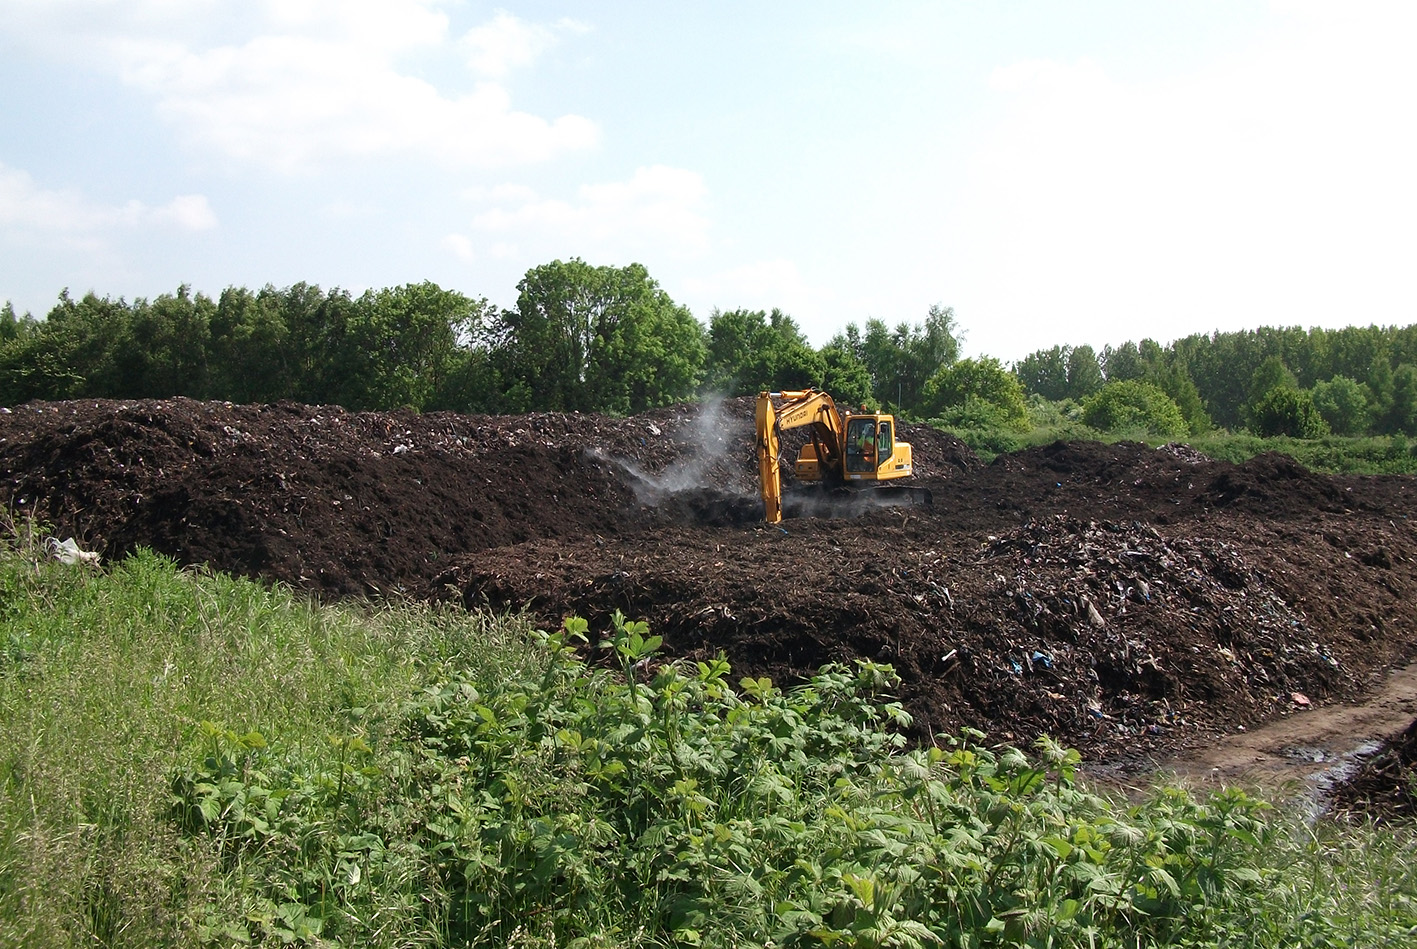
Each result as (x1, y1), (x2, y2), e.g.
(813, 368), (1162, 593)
(756, 394), (783, 523)
(756, 390), (845, 524)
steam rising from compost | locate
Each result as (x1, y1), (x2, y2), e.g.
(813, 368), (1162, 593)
(596, 397), (764, 525)
(622, 396), (739, 496)
(598, 396), (930, 525)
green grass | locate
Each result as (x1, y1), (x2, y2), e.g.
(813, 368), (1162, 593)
(2, 522), (1415, 947)
(0, 518), (537, 946)
(1187, 431), (1417, 474)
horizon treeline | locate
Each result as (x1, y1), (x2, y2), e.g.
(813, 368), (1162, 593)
(0, 259), (958, 418)
(1016, 325), (1417, 438)
(4, 259), (1417, 439)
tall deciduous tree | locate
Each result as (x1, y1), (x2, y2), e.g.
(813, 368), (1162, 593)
(277, 283), (358, 406)
(124, 285), (215, 398)
(1310, 375), (1371, 436)
(818, 340), (873, 408)
(703, 308), (824, 395)
(1082, 380), (1189, 438)
(334, 282), (489, 411)
(1065, 345), (1104, 399)
(1249, 387), (1329, 438)
(209, 286), (293, 404)
(492, 260), (704, 414)
(1014, 346), (1070, 400)
(1101, 341), (1148, 382)
(1382, 364), (1417, 435)
(1017, 344), (1108, 401)
(839, 304), (959, 416)
(0, 302), (35, 343)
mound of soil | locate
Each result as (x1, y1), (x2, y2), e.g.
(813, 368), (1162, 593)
(4, 397), (1416, 771)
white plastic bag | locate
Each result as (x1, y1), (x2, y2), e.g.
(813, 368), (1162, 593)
(46, 537), (101, 566)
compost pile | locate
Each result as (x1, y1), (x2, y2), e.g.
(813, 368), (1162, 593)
(1328, 719), (1417, 823)
(4, 397), (1417, 771)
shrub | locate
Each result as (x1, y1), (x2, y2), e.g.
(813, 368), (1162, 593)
(1249, 387), (1330, 438)
(1310, 376), (1371, 436)
(1081, 380), (1189, 438)
(922, 357), (1028, 431)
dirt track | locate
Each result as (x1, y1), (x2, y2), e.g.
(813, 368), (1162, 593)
(4, 397), (1417, 787)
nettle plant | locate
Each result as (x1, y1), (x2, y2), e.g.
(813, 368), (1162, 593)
(399, 613), (1277, 947)
(173, 613), (1279, 948)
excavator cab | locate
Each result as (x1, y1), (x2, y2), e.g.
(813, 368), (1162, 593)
(844, 416), (904, 478)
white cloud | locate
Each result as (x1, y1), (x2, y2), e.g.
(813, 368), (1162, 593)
(263, 0), (449, 51)
(469, 165), (711, 257)
(954, 2), (1417, 359)
(149, 193), (219, 230)
(460, 183), (540, 203)
(0, 163), (216, 235)
(461, 10), (588, 78)
(113, 37), (596, 172)
(2, 1), (598, 173)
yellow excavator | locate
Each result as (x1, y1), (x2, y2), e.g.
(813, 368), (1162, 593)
(755, 389), (931, 523)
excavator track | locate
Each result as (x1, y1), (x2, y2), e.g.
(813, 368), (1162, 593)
(781, 484), (933, 519)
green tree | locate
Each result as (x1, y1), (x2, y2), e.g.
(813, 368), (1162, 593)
(1248, 355), (1298, 405)
(1102, 341), (1148, 382)
(209, 286), (294, 404)
(0, 302), (35, 343)
(1366, 354), (1395, 433)
(1065, 344), (1104, 399)
(1249, 387), (1329, 438)
(333, 282), (489, 411)
(1147, 362), (1211, 434)
(35, 290), (136, 398)
(0, 317), (88, 403)
(1081, 380), (1189, 438)
(277, 284), (358, 405)
(492, 259), (705, 414)
(123, 285), (215, 397)
(921, 356), (1029, 431)
(1325, 325), (1388, 383)
(1381, 363), (1417, 435)
(817, 340), (873, 407)
(843, 304), (959, 415)
(1017, 344), (1104, 401)
(703, 308), (823, 395)
(1014, 346), (1070, 400)
(430, 345), (505, 413)
(1310, 375), (1371, 436)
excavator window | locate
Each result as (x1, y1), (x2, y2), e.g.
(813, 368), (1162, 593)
(877, 421), (893, 463)
(845, 417), (877, 473)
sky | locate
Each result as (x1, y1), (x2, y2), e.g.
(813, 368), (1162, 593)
(1, 0), (1415, 363)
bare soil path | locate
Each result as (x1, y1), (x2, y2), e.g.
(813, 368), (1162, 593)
(1149, 660), (1417, 800)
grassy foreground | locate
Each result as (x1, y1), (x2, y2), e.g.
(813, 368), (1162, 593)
(1, 526), (1414, 947)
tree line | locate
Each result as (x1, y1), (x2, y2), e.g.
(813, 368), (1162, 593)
(0, 259), (975, 417)
(7, 259), (1417, 440)
(1014, 324), (1417, 438)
